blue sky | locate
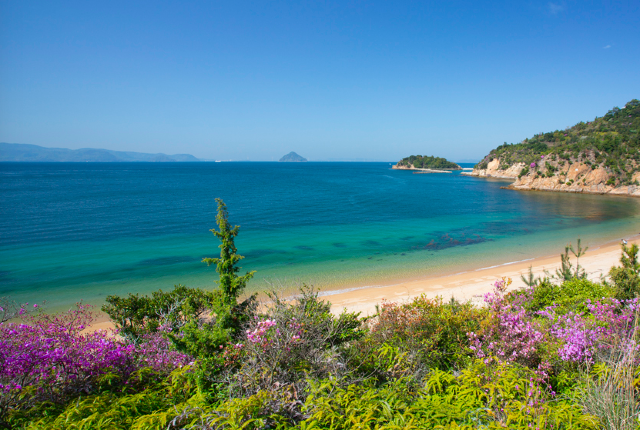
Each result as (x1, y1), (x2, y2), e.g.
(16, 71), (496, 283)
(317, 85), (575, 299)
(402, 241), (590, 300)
(1, 1), (638, 161)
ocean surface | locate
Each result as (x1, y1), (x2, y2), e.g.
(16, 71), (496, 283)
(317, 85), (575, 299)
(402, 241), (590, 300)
(1, 162), (639, 311)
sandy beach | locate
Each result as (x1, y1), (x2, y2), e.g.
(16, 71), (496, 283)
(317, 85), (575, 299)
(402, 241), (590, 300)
(324, 234), (640, 316)
(85, 234), (640, 332)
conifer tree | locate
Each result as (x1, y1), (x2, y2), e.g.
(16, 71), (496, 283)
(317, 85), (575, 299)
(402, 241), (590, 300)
(202, 198), (255, 306)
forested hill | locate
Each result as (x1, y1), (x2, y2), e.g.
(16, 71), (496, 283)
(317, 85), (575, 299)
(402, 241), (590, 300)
(394, 155), (461, 170)
(467, 99), (640, 196)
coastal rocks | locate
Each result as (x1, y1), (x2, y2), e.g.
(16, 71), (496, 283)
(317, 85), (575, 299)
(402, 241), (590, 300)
(468, 158), (640, 197)
(461, 159), (523, 179)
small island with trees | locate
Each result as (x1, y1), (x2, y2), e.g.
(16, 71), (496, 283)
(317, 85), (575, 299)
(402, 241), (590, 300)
(393, 155), (462, 171)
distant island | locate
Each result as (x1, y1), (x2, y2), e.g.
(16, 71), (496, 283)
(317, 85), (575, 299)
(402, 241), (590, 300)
(465, 99), (640, 197)
(0, 143), (200, 162)
(392, 155), (462, 171)
(279, 151), (307, 162)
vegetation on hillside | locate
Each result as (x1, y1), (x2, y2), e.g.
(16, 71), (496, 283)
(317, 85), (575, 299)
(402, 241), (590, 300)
(396, 155), (461, 170)
(3, 201), (640, 429)
(475, 99), (640, 186)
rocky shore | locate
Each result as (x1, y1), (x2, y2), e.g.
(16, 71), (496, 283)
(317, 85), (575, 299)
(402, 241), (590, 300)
(463, 158), (640, 197)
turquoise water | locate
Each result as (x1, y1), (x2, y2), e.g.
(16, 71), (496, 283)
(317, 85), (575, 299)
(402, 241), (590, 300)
(1, 162), (639, 310)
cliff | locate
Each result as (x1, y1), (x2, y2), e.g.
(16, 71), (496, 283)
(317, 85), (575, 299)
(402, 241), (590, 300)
(464, 99), (640, 197)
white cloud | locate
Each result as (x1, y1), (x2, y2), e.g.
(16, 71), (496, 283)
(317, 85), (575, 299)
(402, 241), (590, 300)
(548, 2), (565, 14)
(603, 45), (611, 49)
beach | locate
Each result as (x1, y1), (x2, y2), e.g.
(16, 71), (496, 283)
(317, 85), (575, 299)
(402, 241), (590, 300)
(86, 234), (640, 332)
(324, 234), (640, 316)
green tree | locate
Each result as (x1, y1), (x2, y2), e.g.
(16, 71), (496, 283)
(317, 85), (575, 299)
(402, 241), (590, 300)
(172, 198), (257, 358)
(609, 243), (640, 300)
(202, 198), (256, 331)
(102, 284), (215, 340)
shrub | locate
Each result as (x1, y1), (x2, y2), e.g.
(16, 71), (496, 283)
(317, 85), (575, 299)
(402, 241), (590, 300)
(0, 303), (191, 420)
(102, 284), (216, 340)
(513, 278), (615, 315)
(222, 287), (363, 398)
(609, 243), (640, 300)
(469, 279), (546, 368)
(303, 360), (597, 429)
(538, 298), (639, 364)
(367, 295), (481, 372)
(574, 320), (640, 430)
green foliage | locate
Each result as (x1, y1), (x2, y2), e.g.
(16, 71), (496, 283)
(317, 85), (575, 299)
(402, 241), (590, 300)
(302, 361), (597, 429)
(609, 243), (640, 300)
(397, 154), (462, 170)
(202, 198), (256, 308)
(201, 198), (258, 336)
(556, 239), (588, 281)
(473, 99), (640, 185)
(517, 166), (529, 178)
(102, 284), (216, 339)
(363, 296), (481, 373)
(520, 265), (550, 287)
(514, 278), (615, 315)
(8, 366), (200, 430)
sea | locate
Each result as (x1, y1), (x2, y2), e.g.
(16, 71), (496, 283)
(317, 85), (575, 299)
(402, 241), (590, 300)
(1, 162), (639, 311)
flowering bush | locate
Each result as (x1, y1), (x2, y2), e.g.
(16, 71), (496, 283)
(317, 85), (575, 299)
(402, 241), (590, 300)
(469, 278), (546, 368)
(223, 287), (362, 397)
(0, 296), (43, 323)
(539, 298), (639, 363)
(0, 303), (191, 416)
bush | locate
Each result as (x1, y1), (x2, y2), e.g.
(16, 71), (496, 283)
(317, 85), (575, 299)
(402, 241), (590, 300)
(366, 295), (480, 372)
(221, 287), (363, 398)
(0, 303), (191, 423)
(609, 243), (640, 300)
(513, 278), (615, 315)
(102, 285), (217, 340)
(303, 360), (597, 429)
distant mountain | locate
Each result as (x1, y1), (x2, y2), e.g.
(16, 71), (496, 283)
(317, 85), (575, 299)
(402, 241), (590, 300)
(0, 143), (200, 162)
(279, 152), (307, 162)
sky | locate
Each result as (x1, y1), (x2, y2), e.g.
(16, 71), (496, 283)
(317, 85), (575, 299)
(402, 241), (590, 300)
(1, 1), (639, 162)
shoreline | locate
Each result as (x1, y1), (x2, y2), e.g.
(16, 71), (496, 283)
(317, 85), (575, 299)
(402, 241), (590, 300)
(325, 234), (640, 316)
(86, 234), (640, 331)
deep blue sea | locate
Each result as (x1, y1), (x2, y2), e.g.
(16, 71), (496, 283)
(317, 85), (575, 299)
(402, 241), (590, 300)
(1, 162), (639, 311)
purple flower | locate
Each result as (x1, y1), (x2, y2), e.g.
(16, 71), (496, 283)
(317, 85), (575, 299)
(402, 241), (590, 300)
(1, 303), (192, 409)
(530, 163), (536, 168)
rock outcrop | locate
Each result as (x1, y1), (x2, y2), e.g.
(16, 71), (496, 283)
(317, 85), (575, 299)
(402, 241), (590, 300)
(464, 157), (640, 197)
